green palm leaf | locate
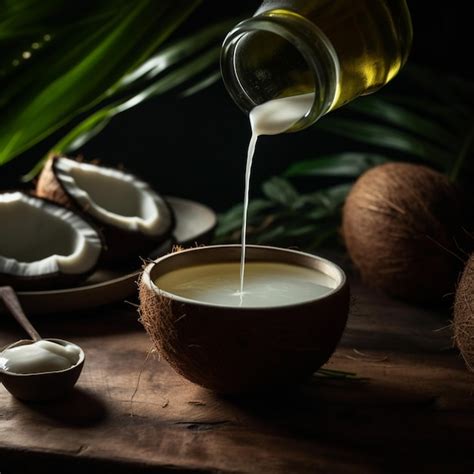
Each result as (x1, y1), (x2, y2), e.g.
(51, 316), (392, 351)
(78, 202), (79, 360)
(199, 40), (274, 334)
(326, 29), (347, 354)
(285, 152), (389, 178)
(215, 176), (350, 249)
(348, 96), (458, 146)
(0, 0), (202, 166)
(114, 20), (235, 95)
(23, 17), (234, 180)
(262, 176), (300, 207)
(317, 117), (451, 169)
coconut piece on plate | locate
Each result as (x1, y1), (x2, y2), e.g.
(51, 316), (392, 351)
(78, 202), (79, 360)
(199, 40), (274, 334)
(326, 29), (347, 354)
(0, 192), (102, 290)
(37, 156), (174, 265)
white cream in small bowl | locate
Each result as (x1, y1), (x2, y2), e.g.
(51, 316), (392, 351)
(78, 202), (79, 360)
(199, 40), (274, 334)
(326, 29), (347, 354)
(0, 338), (85, 401)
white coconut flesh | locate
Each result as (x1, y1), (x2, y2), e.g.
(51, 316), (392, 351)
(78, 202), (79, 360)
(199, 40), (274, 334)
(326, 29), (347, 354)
(54, 158), (172, 236)
(0, 192), (101, 277)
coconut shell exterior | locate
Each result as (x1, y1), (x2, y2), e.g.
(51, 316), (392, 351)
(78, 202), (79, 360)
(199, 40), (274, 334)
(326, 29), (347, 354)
(454, 255), (474, 372)
(36, 155), (175, 266)
(343, 163), (473, 304)
(36, 157), (71, 207)
(139, 259), (350, 394)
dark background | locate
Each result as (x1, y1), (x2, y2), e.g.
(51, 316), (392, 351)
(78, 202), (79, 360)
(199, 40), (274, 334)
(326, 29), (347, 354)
(1, 1), (472, 211)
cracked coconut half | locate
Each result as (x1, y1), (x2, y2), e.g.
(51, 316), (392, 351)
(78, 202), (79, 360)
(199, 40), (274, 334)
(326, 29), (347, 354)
(37, 156), (174, 265)
(0, 192), (102, 290)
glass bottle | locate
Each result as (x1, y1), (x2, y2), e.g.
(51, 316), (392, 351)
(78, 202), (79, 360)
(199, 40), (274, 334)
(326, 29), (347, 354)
(221, 0), (413, 132)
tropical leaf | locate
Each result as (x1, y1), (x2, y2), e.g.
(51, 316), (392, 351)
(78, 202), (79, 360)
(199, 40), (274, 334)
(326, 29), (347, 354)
(215, 199), (273, 239)
(22, 19), (235, 180)
(0, 1), (115, 41)
(215, 177), (350, 249)
(58, 45), (219, 154)
(295, 184), (352, 211)
(262, 177), (299, 207)
(348, 96), (458, 147)
(380, 94), (466, 129)
(0, 0), (203, 166)
(181, 70), (221, 98)
(254, 225), (288, 244)
(112, 19), (235, 96)
(24, 47), (221, 179)
(285, 152), (389, 178)
(450, 123), (474, 180)
(317, 117), (452, 169)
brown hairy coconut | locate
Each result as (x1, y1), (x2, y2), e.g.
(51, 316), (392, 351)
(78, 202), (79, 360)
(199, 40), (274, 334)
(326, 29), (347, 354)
(139, 245), (350, 394)
(454, 255), (474, 371)
(37, 155), (174, 265)
(343, 162), (472, 304)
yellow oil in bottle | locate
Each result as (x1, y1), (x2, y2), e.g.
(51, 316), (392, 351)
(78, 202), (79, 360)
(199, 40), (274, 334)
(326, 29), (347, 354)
(269, 0), (413, 108)
(222, 0), (412, 126)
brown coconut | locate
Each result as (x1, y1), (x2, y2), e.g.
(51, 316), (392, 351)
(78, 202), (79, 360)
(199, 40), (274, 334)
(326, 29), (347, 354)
(454, 255), (474, 371)
(343, 162), (472, 304)
(36, 155), (174, 266)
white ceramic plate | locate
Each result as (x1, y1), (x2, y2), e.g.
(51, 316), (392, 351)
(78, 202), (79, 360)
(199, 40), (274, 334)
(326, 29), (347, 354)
(13, 196), (217, 315)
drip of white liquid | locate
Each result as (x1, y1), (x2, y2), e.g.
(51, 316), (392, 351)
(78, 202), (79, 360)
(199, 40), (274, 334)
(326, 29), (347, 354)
(239, 93), (315, 302)
(156, 262), (335, 308)
(0, 340), (81, 374)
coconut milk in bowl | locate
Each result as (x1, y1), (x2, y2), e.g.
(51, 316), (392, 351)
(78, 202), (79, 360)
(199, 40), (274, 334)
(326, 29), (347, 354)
(139, 245), (349, 394)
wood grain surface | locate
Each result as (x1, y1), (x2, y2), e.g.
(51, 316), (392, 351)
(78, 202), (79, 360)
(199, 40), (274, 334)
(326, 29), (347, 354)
(0, 259), (473, 474)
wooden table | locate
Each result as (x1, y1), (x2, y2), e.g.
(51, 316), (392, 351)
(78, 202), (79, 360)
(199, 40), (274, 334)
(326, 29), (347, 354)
(1, 258), (473, 474)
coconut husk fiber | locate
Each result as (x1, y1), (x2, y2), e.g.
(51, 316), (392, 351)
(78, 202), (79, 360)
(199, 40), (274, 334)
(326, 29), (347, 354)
(454, 254), (474, 372)
(138, 249), (350, 394)
(343, 162), (472, 304)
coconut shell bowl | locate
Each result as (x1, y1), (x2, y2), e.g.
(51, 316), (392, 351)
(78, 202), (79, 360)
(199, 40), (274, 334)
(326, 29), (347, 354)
(0, 338), (85, 402)
(139, 245), (350, 394)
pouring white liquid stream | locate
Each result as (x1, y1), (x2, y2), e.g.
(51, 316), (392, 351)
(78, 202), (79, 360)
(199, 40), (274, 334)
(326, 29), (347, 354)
(239, 93), (315, 302)
(154, 93), (333, 307)
(0, 340), (81, 374)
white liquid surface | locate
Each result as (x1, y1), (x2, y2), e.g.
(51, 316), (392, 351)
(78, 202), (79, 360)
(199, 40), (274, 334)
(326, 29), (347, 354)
(156, 261), (335, 308)
(239, 93), (315, 300)
(0, 340), (81, 374)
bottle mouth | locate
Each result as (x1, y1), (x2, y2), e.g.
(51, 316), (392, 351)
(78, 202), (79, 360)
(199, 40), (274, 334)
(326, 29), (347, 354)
(221, 10), (340, 132)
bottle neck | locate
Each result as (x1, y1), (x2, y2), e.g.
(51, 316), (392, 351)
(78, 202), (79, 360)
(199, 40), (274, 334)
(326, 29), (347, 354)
(221, 10), (340, 132)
